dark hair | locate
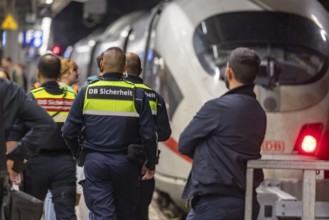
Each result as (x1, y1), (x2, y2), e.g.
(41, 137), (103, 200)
(37, 53), (61, 79)
(228, 47), (260, 84)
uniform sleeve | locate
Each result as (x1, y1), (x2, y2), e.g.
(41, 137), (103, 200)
(178, 100), (219, 159)
(7, 93), (34, 142)
(155, 94), (171, 142)
(62, 87), (86, 157)
(6, 90), (56, 172)
(135, 88), (157, 170)
(6, 120), (27, 141)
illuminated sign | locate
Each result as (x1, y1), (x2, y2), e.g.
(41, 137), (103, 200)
(22, 30), (43, 48)
(51, 45), (61, 55)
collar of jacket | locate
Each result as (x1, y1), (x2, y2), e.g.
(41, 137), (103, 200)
(40, 81), (63, 95)
(224, 83), (256, 98)
(125, 75), (143, 84)
(102, 72), (123, 81)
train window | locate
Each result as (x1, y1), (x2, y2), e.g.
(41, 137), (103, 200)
(193, 11), (329, 85)
(144, 50), (183, 120)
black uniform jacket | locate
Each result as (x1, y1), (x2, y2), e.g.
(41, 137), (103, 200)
(125, 75), (171, 142)
(179, 84), (266, 199)
(1, 79), (56, 171)
(62, 73), (158, 170)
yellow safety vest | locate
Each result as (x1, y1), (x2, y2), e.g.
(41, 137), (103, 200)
(134, 83), (158, 116)
(83, 80), (139, 117)
(31, 87), (75, 123)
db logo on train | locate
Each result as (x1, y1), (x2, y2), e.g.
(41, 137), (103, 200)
(261, 140), (285, 152)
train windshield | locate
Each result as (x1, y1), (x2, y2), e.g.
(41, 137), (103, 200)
(193, 11), (329, 85)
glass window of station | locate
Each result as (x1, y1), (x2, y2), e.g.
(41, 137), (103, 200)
(193, 11), (329, 87)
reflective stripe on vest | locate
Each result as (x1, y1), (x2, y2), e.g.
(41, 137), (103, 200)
(83, 80), (139, 117)
(134, 83), (157, 115)
(31, 87), (75, 123)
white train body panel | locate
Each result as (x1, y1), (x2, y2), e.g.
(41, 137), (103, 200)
(69, 0), (329, 211)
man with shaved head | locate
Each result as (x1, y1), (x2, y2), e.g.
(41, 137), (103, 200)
(125, 52), (171, 220)
(63, 47), (157, 219)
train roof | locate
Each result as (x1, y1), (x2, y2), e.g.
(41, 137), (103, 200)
(171, 0), (329, 31)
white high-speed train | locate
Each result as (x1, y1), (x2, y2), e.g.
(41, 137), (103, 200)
(68, 0), (329, 218)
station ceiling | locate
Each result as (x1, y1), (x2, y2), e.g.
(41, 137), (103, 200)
(0, 0), (72, 27)
(0, 0), (161, 28)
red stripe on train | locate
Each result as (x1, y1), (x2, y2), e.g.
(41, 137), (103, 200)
(163, 137), (192, 163)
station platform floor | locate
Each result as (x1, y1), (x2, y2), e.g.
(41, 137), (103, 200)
(76, 192), (169, 220)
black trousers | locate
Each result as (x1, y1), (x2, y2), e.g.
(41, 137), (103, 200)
(23, 153), (77, 220)
(135, 178), (155, 220)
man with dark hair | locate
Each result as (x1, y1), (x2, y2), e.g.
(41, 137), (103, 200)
(37, 54), (61, 78)
(125, 52), (171, 220)
(62, 47), (157, 219)
(8, 53), (77, 219)
(179, 47), (266, 220)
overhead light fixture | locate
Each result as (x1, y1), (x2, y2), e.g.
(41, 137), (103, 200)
(45, 0), (53, 4)
(40, 17), (52, 55)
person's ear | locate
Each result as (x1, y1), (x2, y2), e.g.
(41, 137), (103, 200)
(227, 67), (234, 80)
(100, 59), (104, 71)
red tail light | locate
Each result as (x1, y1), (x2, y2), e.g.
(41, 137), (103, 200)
(294, 123), (323, 156)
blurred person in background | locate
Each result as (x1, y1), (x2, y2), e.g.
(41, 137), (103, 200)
(15, 63), (28, 91)
(1, 57), (25, 90)
(58, 58), (79, 93)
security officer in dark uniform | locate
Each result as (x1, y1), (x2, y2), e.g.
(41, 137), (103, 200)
(8, 54), (77, 220)
(62, 47), (157, 220)
(0, 78), (56, 187)
(125, 52), (171, 220)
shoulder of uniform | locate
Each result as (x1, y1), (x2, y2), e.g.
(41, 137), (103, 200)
(123, 79), (136, 86)
(89, 79), (100, 85)
(138, 83), (152, 90)
(87, 76), (101, 84)
(59, 84), (75, 93)
(65, 89), (77, 96)
(31, 87), (44, 93)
